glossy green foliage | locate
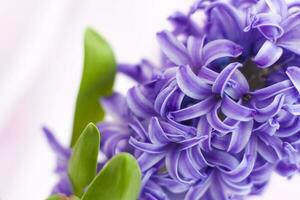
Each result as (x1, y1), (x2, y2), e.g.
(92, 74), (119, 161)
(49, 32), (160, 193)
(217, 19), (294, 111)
(68, 123), (100, 197)
(82, 153), (141, 200)
(71, 28), (116, 146)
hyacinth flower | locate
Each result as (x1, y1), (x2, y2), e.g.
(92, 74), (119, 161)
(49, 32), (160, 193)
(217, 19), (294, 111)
(98, 0), (300, 199)
(45, 0), (300, 200)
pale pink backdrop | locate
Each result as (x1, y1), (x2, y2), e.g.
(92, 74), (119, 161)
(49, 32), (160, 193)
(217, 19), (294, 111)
(0, 0), (299, 199)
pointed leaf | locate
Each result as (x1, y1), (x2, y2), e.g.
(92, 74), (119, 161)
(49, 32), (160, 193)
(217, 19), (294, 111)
(82, 153), (141, 200)
(68, 123), (100, 197)
(71, 28), (116, 146)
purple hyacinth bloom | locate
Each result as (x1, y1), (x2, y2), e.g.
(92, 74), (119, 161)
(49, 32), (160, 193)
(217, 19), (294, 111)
(43, 127), (73, 196)
(98, 0), (300, 199)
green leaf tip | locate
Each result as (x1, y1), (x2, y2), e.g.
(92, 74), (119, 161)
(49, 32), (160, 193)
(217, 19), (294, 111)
(71, 27), (116, 147)
(82, 153), (142, 200)
(68, 123), (100, 197)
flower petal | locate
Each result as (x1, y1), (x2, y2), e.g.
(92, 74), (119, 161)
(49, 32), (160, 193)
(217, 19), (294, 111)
(221, 95), (255, 121)
(207, 102), (238, 133)
(166, 148), (192, 184)
(223, 136), (257, 182)
(278, 25), (300, 55)
(169, 96), (216, 121)
(203, 149), (240, 170)
(176, 65), (211, 99)
(252, 80), (294, 100)
(184, 174), (212, 200)
(157, 31), (191, 65)
(286, 66), (300, 94)
(245, 13), (283, 41)
(202, 39), (243, 66)
(265, 0), (288, 17)
(227, 120), (254, 153)
(212, 62), (242, 97)
(254, 94), (285, 122)
(283, 104), (300, 115)
(129, 137), (167, 154)
(253, 40), (283, 68)
(138, 153), (165, 172)
(187, 36), (205, 67)
(276, 117), (300, 137)
(127, 86), (156, 119)
(148, 117), (170, 144)
(101, 92), (130, 120)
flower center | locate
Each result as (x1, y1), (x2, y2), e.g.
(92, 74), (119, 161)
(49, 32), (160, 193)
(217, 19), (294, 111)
(240, 59), (271, 90)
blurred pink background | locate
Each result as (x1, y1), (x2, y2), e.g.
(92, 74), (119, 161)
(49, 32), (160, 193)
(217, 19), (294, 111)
(0, 0), (299, 199)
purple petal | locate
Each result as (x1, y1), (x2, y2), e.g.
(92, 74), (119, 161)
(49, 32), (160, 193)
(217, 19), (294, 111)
(203, 149), (240, 170)
(251, 162), (273, 183)
(52, 174), (73, 196)
(184, 174), (212, 200)
(176, 65), (211, 99)
(278, 25), (300, 55)
(252, 80), (293, 100)
(276, 161), (298, 177)
(178, 150), (207, 180)
(206, 102), (238, 133)
(189, 145), (213, 167)
(254, 94), (285, 122)
(276, 117), (300, 137)
(223, 136), (257, 182)
(265, 0), (288, 17)
(253, 40), (283, 68)
(257, 135), (283, 163)
(118, 60), (157, 83)
(177, 136), (207, 151)
(154, 82), (184, 117)
(197, 117), (213, 151)
(148, 117), (170, 144)
(221, 176), (252, 195)
(127, 86), (156, 119)
(129, 137), (167, 154)
(198, 67), (218, 84)
(283, 104), (300, 115)
(280, 11), (300, 33)
(212, 62), (242, 97)
(102, 132), (129, 158)
(202, 39), (243, 66)
(143, 180), (169, 200)
(101, 92), (130, 120)
(221, 95), (255, 121)
(286, 66), (300, 94)
(227, 120), (254, 153)
(205, 2), (244, 41)
(43, 127), (71, 158)
(153, 175), (189, 194)
(157, 31), (191, 65)
(169, 96), (216, 122)
(138, 153), (165, 172)
(129, 117), (148, 140)
(187, 36), (205, 67)
(245, 13), (283, 41)
(165, 148), (192, 184)
(253, 119), (279, 136)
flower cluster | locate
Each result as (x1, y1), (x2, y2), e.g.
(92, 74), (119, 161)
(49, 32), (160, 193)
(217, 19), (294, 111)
(98, 0), (300, 199)
(45, 0), (300, 199)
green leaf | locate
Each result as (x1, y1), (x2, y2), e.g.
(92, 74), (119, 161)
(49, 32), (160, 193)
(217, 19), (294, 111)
(68, 123), (100, 197)
(82, 153), (141, 200)
(71, 27), (116, 146)
(46, 194), (80, 200)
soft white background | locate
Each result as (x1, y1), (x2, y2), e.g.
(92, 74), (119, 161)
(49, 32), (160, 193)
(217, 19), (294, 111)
(0, 0), (299, 199)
